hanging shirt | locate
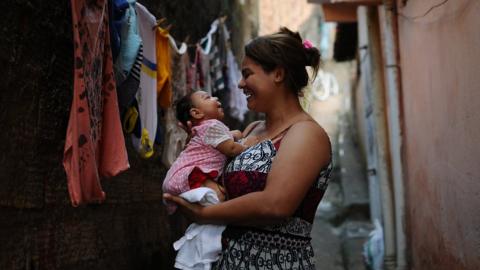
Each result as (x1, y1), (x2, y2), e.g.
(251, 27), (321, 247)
(65, 0), (129, 207)
(116, 0), (142, 75)
(155, 27), (173, 109)
(133, 2), (157, 158)
(226, 49), (248, 122)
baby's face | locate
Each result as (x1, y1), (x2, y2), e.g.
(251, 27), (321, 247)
(191, 91), (225, 120)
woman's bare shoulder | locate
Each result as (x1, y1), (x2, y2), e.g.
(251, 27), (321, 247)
(282, 119), (331, 165)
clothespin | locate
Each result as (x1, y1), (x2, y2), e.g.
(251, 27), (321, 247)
(152, 17), (169, 30)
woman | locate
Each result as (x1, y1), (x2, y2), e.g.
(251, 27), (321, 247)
(164, 27), (332, 269)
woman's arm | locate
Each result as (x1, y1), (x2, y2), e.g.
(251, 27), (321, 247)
(164, 121), (331, 225)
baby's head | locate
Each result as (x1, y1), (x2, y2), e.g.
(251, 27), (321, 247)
(175, 91), (225, 127)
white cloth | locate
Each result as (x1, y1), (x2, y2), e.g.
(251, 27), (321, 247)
(173, 187), (226, 270)
(132, 3), (157, 158)
(226, 49), (248, 121)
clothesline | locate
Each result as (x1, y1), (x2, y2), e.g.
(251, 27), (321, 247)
(64, 0), (248, 206)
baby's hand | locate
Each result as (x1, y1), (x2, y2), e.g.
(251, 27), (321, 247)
(230, 130), (243, 141)
(241, 136), (259, 148)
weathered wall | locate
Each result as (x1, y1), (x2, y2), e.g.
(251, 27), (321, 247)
(396, 0), (480, 269)
(0, 0), (256, 269)
(258, 0), (316, 36)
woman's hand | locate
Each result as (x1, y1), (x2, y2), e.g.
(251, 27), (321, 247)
(163, 193), (207, 223)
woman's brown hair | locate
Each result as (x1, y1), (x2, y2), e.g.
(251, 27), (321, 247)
(244, 27), (321, 95)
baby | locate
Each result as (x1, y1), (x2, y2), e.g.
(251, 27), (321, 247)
(162, 90), (247, 213)
(162, 90), (247, 269)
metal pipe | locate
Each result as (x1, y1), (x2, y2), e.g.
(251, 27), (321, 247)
(378, 1), (407, 269)
(359, 6), (397, 269)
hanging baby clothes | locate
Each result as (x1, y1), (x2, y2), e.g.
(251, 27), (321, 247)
(155, 27), (173, 109)
(65, 0), (129, 207)
(133, 2), (158, 159)
(226, 49), (248, 122)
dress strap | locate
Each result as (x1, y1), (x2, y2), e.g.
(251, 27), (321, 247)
(243, 121), (263, 137)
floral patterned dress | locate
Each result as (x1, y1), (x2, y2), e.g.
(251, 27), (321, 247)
(213, 132), (333, 270)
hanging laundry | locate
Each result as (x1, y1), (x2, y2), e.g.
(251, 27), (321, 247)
(116, 0), (142, 76)
(209, 20), (228, 95)
(186, 48), (204, 92)
(170, 40), (189, 103)
(155, 27), (173, 109)
(161, 108), (188, 168)
(65, 0), (129, 207)
(132, 2), (158, 159)
(117, 43), (143, 118)
(226, 49), (248, 121)
(197, 45), (212, 95)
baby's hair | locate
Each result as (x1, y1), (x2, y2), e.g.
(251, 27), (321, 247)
(175, 92), (195, 127)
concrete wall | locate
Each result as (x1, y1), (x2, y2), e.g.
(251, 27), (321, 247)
(396, 0), (480, 269)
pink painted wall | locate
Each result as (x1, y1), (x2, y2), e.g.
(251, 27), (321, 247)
(397, 0), (480, 269)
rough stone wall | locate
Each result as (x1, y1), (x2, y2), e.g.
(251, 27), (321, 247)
(0, 0), (257, 269)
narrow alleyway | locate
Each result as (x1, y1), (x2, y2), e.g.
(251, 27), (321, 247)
(307, 61), (371, 270)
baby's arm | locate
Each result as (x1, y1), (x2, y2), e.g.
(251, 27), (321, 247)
(216, 139), (247, 157)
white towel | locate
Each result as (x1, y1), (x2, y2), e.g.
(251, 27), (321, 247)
(173, 188), (226, 270)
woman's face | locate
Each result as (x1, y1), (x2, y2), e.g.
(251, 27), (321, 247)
(238, 56), (277, 112)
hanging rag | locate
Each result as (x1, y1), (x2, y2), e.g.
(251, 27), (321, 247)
(65, 0), (129, 207)
(132, 2), (158, 159)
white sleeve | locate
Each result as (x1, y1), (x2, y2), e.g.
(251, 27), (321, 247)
(203, 121), (233, 147)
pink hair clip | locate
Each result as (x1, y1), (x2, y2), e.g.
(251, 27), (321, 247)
(303, 39), (313, 49)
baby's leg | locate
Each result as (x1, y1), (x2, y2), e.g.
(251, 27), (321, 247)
(202, 179), (225, 202)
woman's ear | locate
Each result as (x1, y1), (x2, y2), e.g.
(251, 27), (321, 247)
(273, 66), (285, 83)
(190, 108), (204, 120)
